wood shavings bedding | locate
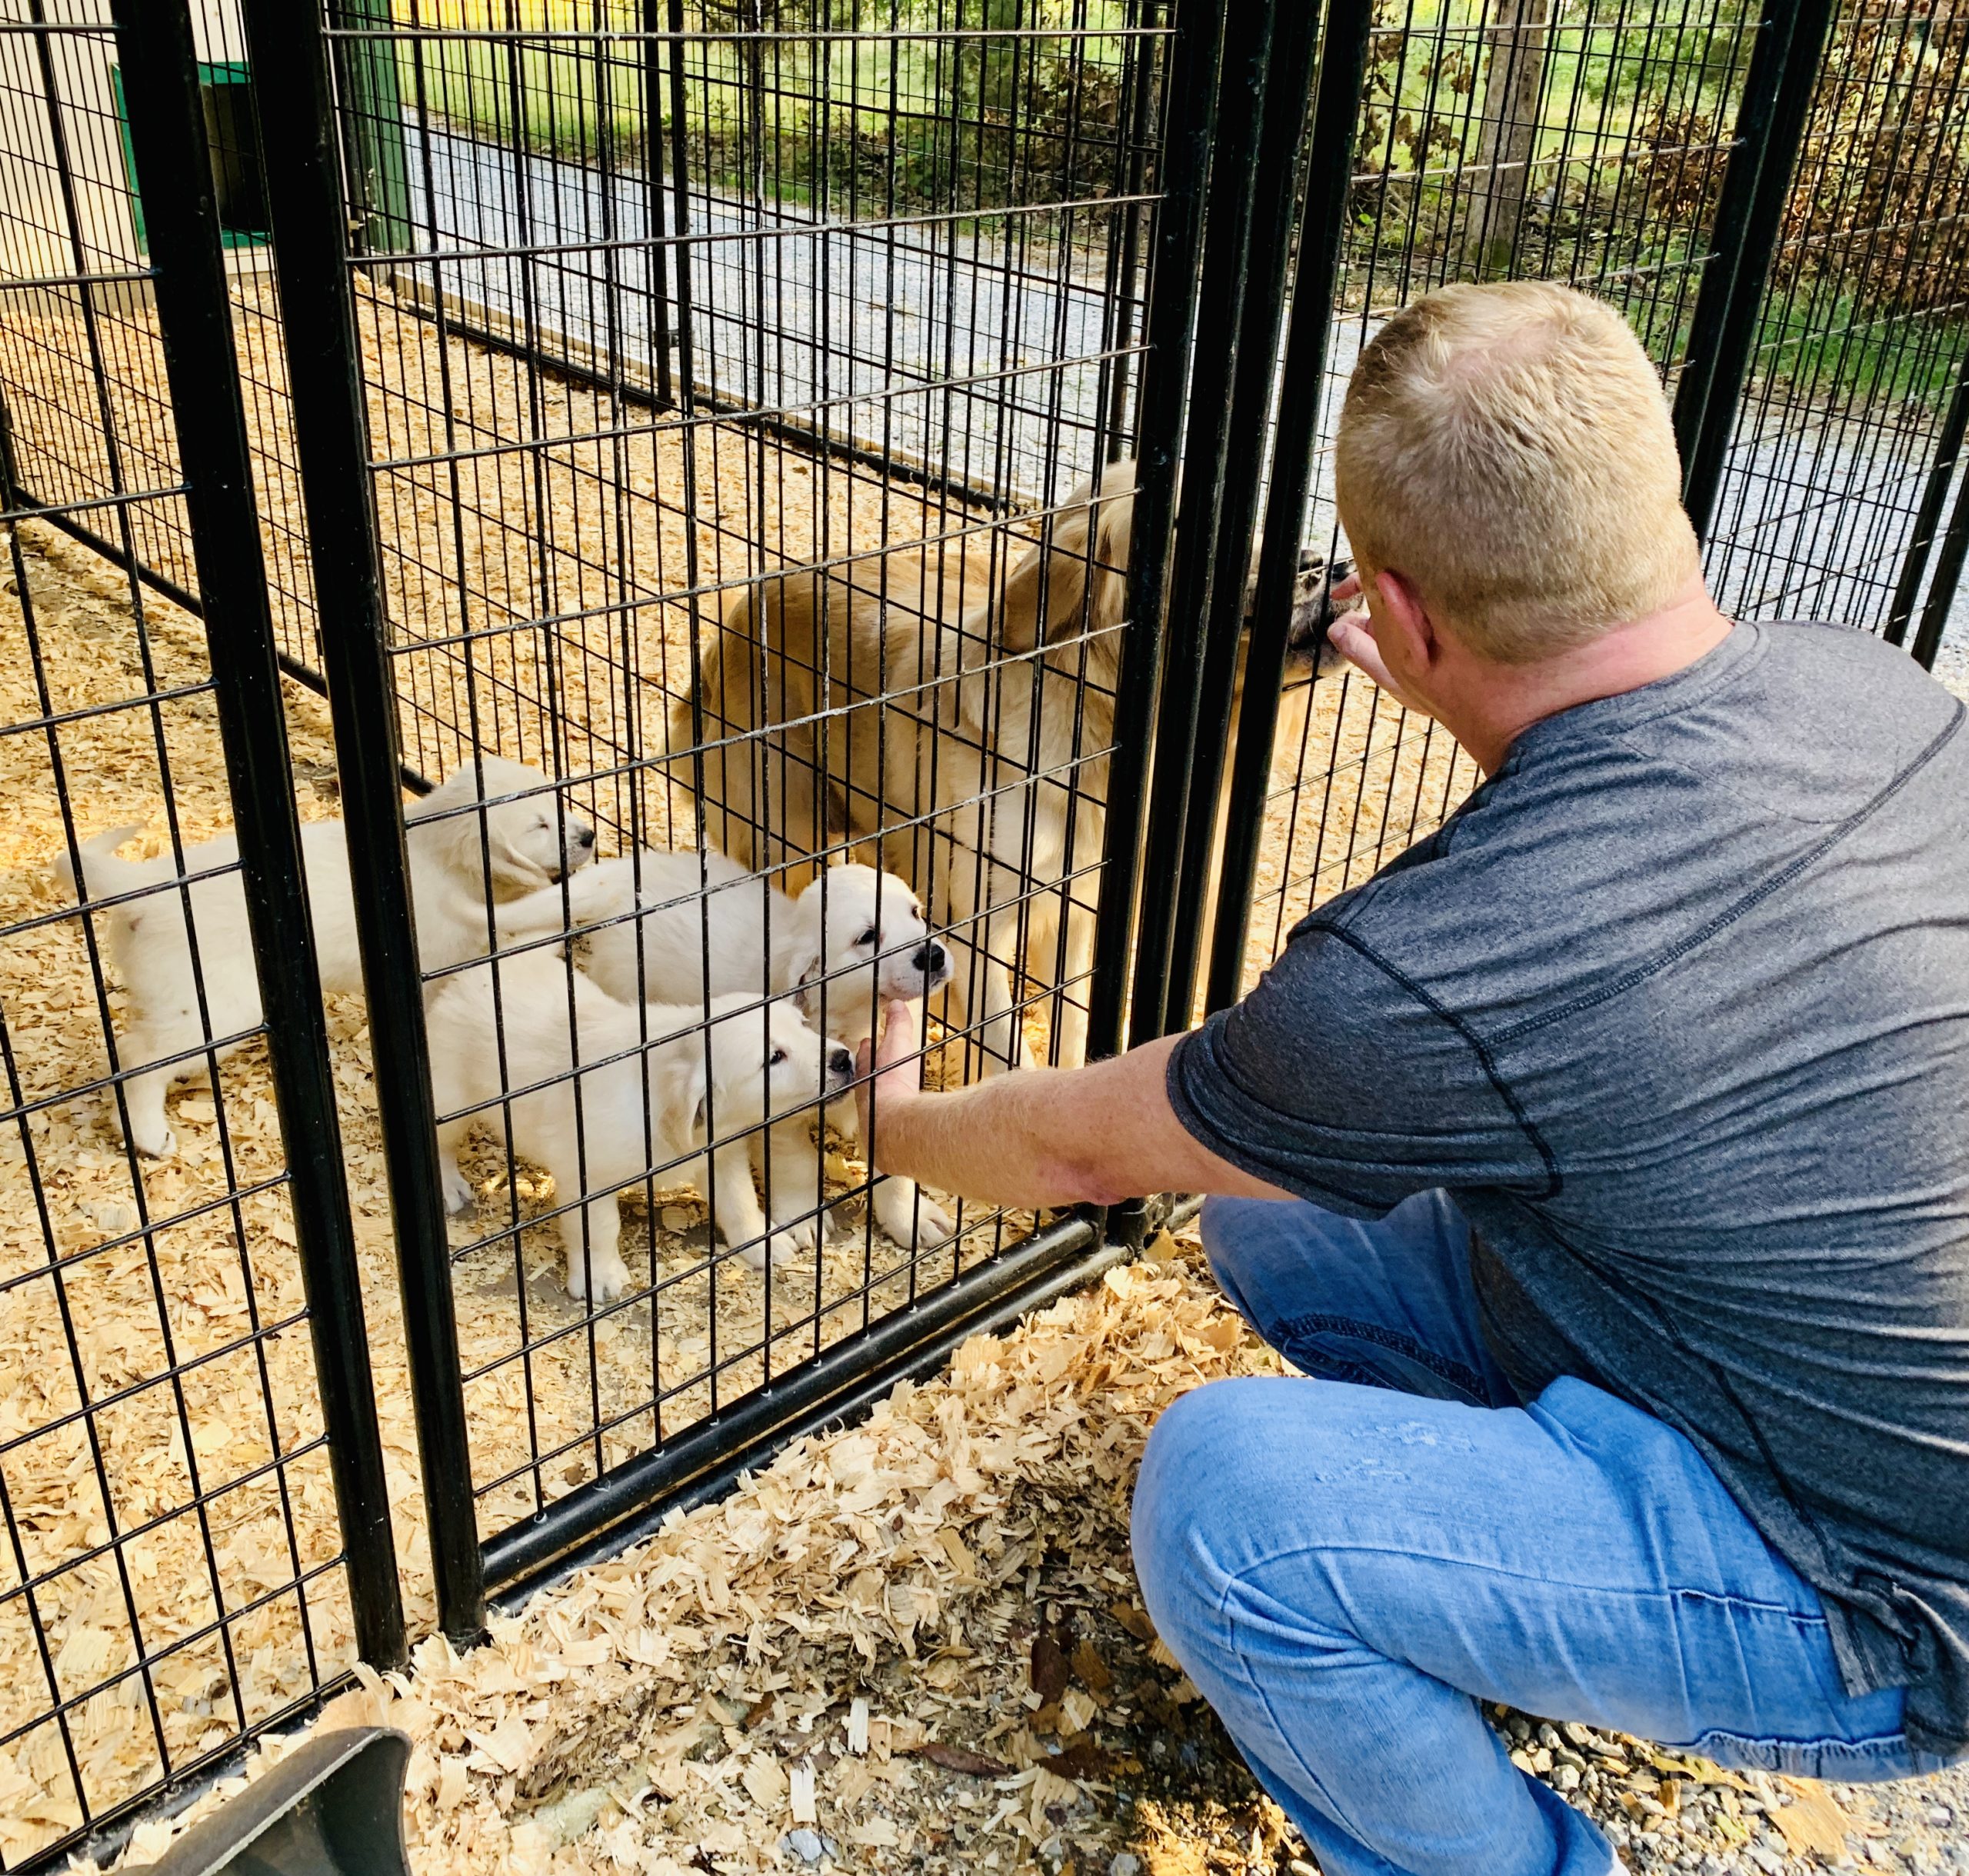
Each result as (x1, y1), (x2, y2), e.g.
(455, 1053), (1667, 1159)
(90, 1231), (1298, 1876)
(0, 288), (1471, 1862)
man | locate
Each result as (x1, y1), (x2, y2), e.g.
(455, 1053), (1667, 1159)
(855, 280), (1969, 1876)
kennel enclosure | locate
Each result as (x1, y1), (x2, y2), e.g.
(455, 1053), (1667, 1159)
(2, 0), (1968, 1866)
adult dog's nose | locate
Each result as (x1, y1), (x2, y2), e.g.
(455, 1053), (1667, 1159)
(828, 1045), (855, 1083)
(912, 941), (949, 982)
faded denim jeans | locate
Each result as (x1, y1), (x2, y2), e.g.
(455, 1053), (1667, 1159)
(1130, 1193), (1943, 1876)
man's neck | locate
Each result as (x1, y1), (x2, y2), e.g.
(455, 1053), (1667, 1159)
(1445, 578), (1734, 773)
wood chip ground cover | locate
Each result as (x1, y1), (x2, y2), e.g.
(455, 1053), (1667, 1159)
(8, 295), (1959, 1872)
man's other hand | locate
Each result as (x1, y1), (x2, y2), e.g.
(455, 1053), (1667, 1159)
(1326, 570), (1428, 713)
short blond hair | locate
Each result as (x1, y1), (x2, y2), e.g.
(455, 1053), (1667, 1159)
(1334, 282), (1700, 662)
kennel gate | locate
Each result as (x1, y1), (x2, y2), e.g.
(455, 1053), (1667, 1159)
(7, 0), (1969, 1867)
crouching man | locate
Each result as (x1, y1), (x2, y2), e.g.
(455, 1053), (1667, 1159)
(857, 281), (1969, 1875)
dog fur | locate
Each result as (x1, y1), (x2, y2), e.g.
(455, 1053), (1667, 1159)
(425, 954), (853, 1301)
(495, 851), (958, 1244)
(55, 756), (594, 1158)
(668, 459), (1348, 1071)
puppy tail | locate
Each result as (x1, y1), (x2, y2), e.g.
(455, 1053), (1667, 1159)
(52, 823), (147, 903)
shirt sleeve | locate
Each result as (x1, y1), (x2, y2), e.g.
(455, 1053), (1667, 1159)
(1166, 919), (1551, 1216)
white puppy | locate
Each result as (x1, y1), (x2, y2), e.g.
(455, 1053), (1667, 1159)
(498, 852), (957, 1244)
(425, 951), (853, 1301)
(55, 756), (594, 1158)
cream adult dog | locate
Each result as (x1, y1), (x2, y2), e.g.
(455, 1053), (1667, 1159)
(673, 462), (1138, 1075)
(669, 458), (1345, 1071)
(496, 849), (957, 1244)
(56, 756), (594, 1157)
(425, 952), (854, 1301)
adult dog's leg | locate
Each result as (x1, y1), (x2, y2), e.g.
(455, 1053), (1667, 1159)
(1050, 808), (1106, 1069)
(935, 821), (1028, 1075)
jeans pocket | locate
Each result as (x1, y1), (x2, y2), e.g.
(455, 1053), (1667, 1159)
(1275, 1311), (1496, 1406)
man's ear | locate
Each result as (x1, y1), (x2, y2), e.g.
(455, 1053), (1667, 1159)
(1370, 567), (1440, 669)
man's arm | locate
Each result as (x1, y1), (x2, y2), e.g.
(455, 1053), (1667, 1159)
(855, 1003), (1294, 1208)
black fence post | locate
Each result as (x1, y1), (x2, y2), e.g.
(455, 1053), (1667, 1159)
(1671, 0), (1837, 542)
(239, 0), (488, 1644)
(1084, 0), (1229, 1064)
(1886, 347), (1969, 648)
(106, 0), (408, 1674)
(1159, 0), (1326, 1035)
(1124, 0), (1278, 1051)
(1911, 464), (1969, 671)
(1204, 0), (1377, 1018)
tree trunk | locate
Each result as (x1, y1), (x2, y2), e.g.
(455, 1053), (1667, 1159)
(1461, 0), (1551, 276)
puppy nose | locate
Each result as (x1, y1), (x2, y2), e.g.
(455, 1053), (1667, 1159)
(913, 941), (946, 976)
(576, 825), (596, 848)
(828, 1045), (854, 1080)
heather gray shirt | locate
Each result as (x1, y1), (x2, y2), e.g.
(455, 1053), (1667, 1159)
(1168, 621), (1969, 1754)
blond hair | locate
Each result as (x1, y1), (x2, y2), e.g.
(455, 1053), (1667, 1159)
(1334, 281), (1700, 662)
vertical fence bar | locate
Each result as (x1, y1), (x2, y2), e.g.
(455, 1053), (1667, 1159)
(1204, 0), (1376, 1018)
(240, 0), (488, 1643)
(1671, 0), (1837, 541)
(1886, 348), (1969, 648)
(1124, 0), (1276, 1050)
(1159, 0), (1324, 1035)
(106, 0), (408, 1673)
(1084, 0), (1228, 1065)
(1911, 465), (1969, 671)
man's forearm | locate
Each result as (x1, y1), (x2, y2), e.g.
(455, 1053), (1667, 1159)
(865, 1063), (1135, 1208)
(861, 1028), (1293, 1210)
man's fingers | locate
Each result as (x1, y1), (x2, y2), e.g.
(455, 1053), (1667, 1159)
(878, 999), (917, 1069)
(1328, 568), (1362, 607)
(1327, 615), (1390, 682)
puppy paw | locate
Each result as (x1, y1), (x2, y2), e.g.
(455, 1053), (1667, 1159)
(770, 1211), (819, 1258)
(565, 1247), (632, 1305)
(874, 1181), (956, 1248)
(441, 1164), (477, 1215)
(123, 1121), (177, 1160)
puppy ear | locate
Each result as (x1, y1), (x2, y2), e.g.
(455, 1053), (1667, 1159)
(684, 1048), (712, 1146)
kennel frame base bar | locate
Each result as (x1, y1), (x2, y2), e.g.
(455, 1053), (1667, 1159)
(487, 1209), (1122, 1606)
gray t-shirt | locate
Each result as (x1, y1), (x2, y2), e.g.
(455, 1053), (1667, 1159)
(1168, 621), (1969, 1754)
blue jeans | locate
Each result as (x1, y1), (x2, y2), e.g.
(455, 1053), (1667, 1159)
(1131, 1194), (1938, 1876)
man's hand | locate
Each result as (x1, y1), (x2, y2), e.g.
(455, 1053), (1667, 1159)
(855, 999), (922, 1167)
(1325, 569), (1429, 714)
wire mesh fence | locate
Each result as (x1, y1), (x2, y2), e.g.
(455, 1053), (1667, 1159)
(2, 0), (1968, 1867)
(301, 0), (1170, 1581)
(0, 5), (403, 1865)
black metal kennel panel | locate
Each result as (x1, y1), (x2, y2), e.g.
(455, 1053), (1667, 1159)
(1697, 0), (1969, 667)
(229, 0), (1205, 1635)
(0, 2), (406, 1868)
(1188, 0), (1969, 1021)
(0, 0), (325, 684)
